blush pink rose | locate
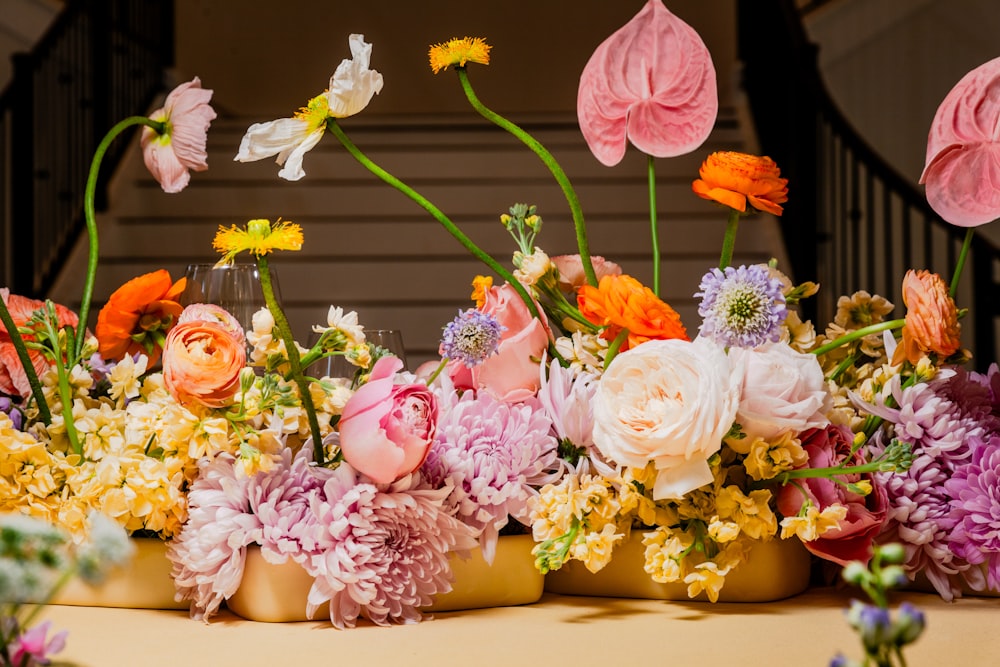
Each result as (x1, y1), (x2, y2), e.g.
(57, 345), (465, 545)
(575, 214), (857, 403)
(728, 342), (830, 441)
(162, 320), (245, 408)
(777, 424), (889, 565)
(551, 254), (622, 292)
(339, 355), (438, 484)
(472, 283), (550, 403)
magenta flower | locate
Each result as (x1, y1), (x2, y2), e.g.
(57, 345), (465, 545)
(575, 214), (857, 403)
(946, 433), (1000, 592)
(7, 621), (67, 667)
(577, 0), (718, 166)
(920, 56), (1000, 226)
(141, 77), (216, 193)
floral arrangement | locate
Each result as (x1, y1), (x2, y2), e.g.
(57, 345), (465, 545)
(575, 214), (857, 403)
(1, 0), (998, 635)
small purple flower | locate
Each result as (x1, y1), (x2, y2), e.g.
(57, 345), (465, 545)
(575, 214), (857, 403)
(440, 308), (505, 366)
(695, 264), (787, 349)
(0, 396), (24, 430)
(894, 601), (926, 645)
(847, 600), (892, 653)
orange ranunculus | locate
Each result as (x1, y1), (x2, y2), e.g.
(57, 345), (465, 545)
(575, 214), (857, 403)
(162, 320), (245, 408)
(692, 151), (789, 216)
(577, 274), (689, 351)
(95, 270), (186, 365)
(892, 269), (962, 366)
(0, 290), (79, 398)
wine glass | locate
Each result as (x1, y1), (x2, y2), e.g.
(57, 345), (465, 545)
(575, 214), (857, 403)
(307, 329), (407, 379)
(179, 263), (280, 335)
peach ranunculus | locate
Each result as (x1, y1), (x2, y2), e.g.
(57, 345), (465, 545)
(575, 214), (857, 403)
(577, 0), (718, 166)
(577, 274), (688, 351)
(162, 318), (246, 409)
(551, 254), (622, 292)
(95, 270), (186, 365)
(592, 337), (742, 500)
(0, 290), (79, 398)
(177, 303), (245, 346)
(141, 77), (216, 194)
(472, 282), (551, 403)
(338, 355), (437, 484)
(691, 151), (789, 216)
(892, 269), (962, 366)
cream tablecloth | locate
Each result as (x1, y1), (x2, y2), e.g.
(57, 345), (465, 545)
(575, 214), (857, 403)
(40, 588), (999, 666)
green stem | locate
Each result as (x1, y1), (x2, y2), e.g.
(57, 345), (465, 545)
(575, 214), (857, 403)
(949, 228), (974, 298)
(0, 298), (51, 422)
(603, 327), (631, 370)
(811, 319), (905, 357)
(257, 256), (324, 464)
(719, 208), (740, 269)
(327, 120), (541, 320)
(455, 68), (597, 288)
(648, 155), (660, 296)
(76, 116), (165, 359)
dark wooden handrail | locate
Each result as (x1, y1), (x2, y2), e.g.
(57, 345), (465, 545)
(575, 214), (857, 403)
(738, 0), (999, 370)
(0, 0), (174, 297)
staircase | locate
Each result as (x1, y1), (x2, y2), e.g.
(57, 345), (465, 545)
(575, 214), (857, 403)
(47, 108), (786, 368)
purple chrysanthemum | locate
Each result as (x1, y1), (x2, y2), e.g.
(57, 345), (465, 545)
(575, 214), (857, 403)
(440, 308), (505, 366)
(423, 391), (559, 563)
(303, 464), (477, 628)
(695, 264), (787, 349)
(945, 433), (1000, 591)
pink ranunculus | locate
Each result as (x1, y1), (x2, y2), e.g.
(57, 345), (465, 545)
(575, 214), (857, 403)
(728, 342), (831, 441)
(920, 56), (1000, 227)
(177, 303), (245, 345)
(472, 283), (550, 403)
(162, 320), (245, 408)
(551, 254), (622, 292)
(777, 424), (889, 565)
(577, 0), (718, 166)
(142, 77), (216, 193)
(338, 355), (438, 484)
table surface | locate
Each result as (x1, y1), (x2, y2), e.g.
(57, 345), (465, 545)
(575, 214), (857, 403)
(39, 588), (1000, 666)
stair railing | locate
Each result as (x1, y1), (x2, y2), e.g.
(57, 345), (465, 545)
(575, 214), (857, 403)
(737, 0), (999, 370)
(0, 0), (174, 297)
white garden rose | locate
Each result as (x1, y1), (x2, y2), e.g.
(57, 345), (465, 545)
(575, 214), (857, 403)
(728, 341), (831, 442)
(592, 337), (741, 500)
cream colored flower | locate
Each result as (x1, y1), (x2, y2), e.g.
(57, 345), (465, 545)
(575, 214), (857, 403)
(569, 523), (623, 573)
(779, 503), (848, 541)
(108, 353), (149, 404)
(714, 485), (777, 540)
(742, 431), (807, 481)
(314, 306), (366, 346)
(554, 331), (608, 376)
(513, 248), (552, 287)
(684, 561), (730, 603)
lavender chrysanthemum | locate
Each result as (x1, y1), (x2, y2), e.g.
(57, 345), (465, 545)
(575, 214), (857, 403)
(424, 391), (559, 563)
(945, 433), (1000, 592)
(440, 308), (505, 366)
(696, 264), (787, 349)
(303, 464), (477, 628)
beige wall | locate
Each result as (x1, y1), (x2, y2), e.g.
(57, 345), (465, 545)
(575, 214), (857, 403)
(174, 0), (737, 118)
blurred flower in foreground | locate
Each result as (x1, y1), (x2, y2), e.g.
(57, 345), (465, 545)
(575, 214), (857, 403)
(141, 77), (216, 193)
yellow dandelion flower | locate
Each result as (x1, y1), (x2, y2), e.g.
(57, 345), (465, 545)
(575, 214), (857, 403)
(213, 218), (304, 264)
(471, 274), (493, 308)
(429, 37), (492, 74)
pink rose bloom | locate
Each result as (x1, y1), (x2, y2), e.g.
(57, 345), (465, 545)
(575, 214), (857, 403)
(339, 355), (438, 484)
(577, 0), (718, 166)
(728, 342), (830, 441)
(777, 424), (889, 565)
(552, 254), (622, 292)
(472, 282), (550, 403)
(163, 320), (245, 408)
(142, 77), (216, 193)
(921, 56), (1000, 227)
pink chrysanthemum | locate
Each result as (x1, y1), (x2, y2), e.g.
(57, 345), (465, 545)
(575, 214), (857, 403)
(424, 391), (560, 563)
(536, 359), (614, 477)
(303, 464), (477, 628)
(167, 454), (260, 620)
(946, 433), (1000, 592)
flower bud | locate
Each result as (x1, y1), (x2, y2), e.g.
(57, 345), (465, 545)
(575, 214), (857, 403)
(892, 601), (926, 646)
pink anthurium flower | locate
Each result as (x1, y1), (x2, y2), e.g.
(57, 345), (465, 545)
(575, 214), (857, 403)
(921, 55), (1000, 227)
(577, 0), (718, 166)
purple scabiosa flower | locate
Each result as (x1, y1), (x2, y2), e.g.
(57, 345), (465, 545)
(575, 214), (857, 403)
(423, 391), (560, 563)
(302, 464), (477, 628)
(167, 454), (261, 621)
(696, 263), (787, 349)
(440, 308), (505, 366)
(945, 433), (1000, 592)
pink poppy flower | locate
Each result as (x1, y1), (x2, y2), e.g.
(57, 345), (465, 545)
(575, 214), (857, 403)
(920, 56), (1000, 227)
(577, 0), (718, 166)
(141, 77), (216, 193)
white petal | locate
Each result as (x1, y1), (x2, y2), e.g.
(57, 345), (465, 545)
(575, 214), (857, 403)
(234, 117), (313, 163)
(276, 127), (325, 181)
(328, 34), (384, 118)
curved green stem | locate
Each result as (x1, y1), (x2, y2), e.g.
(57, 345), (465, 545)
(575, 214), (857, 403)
(949, 228), (974, 298)
(257, 256), (324, 464)
(455, 68), (597, 288)
(719, 208), (741, 270)
(327, 120), (540, 320)
(75, 116), (165, 359)
(811, 319), (905, 357)
(0, 298), (50, 422)
(648, 155), (660, 296)
(603, 327), (631, 370)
